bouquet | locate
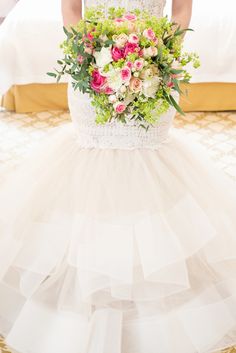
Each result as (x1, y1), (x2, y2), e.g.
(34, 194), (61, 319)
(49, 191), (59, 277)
(48, 6), (200, 130)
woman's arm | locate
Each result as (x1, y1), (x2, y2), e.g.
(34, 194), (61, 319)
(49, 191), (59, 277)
(171, 0), (193, 34)
(61, 0), (82, 28)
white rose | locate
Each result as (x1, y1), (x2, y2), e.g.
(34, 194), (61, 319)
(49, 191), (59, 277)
(94, 46), (113, 68)
(107, 68), (123, 91)
(108, 94), (117, 103)
(142, 76), (160, 98)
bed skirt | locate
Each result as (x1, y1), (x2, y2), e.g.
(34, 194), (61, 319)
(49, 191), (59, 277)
(1, 82), (236, 113)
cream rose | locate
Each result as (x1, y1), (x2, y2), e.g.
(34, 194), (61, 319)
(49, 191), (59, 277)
(142, 76), (160, 98)
(129, 77), (142, 93)
(140, 65), (159, 79)
(113, 33), (128, 48)
(143, 46), (158, 58)
(120, 85), (127, 93)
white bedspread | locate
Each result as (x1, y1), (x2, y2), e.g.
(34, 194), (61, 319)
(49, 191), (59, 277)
(0, 0), (66, 95)
(0, 0), (236, 95)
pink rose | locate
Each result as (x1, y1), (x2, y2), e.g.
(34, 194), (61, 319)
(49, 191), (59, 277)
(134, 59), (144, 71)
(167, 81), (174, 88)
(124, 42), (139, 57)
(82, 32), (93, 42)
(128, 33), (139, 44)
(139, 49), (144, 57)
(111, 46), (125, 61)
(153, 37), (159, 45)
(77, 55), (84, 64)
(126, 61), (133, 69)
(121, 67), (131, 82)
(143, 28), (156, 40)
(104, 86), (114, 95)
(90, 70), (106, 93)
(87, 32), (94, 41)
(84, 43), (93, 55)
(114, 18), (125, 26)
(129, 77), (142, 93)
(123, 13), (137, 21)
(114, 102), (126, 114)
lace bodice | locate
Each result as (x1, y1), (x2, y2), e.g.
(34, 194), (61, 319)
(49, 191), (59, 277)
(68, 83), (179, 150)
(83, 0), (166, 18)
(68, 0), (175, 150)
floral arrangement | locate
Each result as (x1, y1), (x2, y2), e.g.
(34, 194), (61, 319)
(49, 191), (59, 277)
(48, 6), (200, 129)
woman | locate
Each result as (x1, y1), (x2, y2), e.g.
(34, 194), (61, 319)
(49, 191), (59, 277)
(0, 1), (235, 353)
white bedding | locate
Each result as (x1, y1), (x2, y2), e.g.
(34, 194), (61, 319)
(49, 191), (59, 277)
(182, 0), (236, 83)
(0, 0), (236, 95)
(0, 0), (65, 95)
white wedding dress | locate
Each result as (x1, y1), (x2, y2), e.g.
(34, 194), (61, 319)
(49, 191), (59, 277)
(0, 0), (236, 352)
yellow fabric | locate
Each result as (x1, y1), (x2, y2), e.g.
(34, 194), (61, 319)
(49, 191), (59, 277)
(180, 82), (236, 111)
(1, 83), (68, 113)
(1, 82), (236, 113)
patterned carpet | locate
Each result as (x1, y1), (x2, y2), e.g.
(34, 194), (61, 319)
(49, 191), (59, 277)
(0, 109), (236, 352)
(0, 109), (236, 180)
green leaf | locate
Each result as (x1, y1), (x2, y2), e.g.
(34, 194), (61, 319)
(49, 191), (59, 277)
(63, 26), (73, 39)
(47, 72), (57, 78)
(71, 27), (78, 35)
(174, 28), (193, 37)
(169, 94), (185, 115)
(104, 39), (114, 47)
(169, 68), (183, 74)
(64, 58), (72, 65)
(172, 79), (183, 94)
(72, 41), (79, 53)
(180, 79), (191, 83)
(63, 26), (69, 36)
(158, 46), (163, 61)
(56, 74), (63, 83)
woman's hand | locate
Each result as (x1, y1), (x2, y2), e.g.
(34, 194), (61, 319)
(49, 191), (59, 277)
(61, 0), (82, 28)
(171, 0), (193, 39)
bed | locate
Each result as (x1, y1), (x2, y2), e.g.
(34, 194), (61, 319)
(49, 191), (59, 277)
(1, 0), (236, 113)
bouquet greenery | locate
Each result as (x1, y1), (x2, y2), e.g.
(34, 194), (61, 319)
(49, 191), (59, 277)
(48, 6), (200, 129)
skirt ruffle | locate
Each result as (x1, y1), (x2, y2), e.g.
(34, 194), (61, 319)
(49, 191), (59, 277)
(0, 123), (236, 353)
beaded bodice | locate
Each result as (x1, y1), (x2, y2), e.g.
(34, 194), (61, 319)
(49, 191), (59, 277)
(68, 0), (176, 150)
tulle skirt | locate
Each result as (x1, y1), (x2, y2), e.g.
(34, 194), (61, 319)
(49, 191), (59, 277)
(0, 122), (236, 353)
